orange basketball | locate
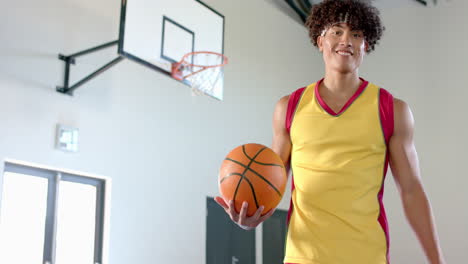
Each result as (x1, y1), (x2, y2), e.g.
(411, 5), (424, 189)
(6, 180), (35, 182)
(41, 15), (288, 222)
(218, 143), (287, 216)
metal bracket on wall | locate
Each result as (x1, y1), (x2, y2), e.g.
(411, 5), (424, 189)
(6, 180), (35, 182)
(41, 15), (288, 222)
(57, 40), (124, 96)
(414, 0), (438, 6)
(415, 0), (428, 5)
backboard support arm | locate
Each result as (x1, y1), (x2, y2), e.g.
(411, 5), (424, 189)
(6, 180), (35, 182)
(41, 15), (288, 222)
(57, 40), (123, 96)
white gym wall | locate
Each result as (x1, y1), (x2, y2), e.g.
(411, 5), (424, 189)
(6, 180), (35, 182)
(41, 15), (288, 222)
(0, 0), (466, 263)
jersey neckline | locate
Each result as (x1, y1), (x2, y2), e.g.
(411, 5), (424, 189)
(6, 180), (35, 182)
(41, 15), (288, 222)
(314, 77), (369, 116)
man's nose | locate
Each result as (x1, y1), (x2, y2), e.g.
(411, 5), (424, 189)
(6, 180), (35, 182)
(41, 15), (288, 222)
(339, 32), (352, 47)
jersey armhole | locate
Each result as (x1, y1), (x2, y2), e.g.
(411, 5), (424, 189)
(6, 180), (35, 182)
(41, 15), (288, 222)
(285, 87), (306, 134)
(379, 88), (394, 146)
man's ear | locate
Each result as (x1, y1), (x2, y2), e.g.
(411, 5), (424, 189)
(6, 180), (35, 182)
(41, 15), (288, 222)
(317, 36), (323, 52)
(364, 41), (369, 53)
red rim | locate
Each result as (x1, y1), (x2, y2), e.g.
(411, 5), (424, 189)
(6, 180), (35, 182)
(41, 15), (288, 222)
(171, 51), (228, 81)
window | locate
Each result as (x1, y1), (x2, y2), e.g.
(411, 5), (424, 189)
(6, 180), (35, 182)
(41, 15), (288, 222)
(0, 160), (111, 264)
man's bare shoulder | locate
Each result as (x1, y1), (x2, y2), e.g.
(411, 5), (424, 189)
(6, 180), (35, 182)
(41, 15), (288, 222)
(393, 97), (412, 119)
(393, 97), (408, 110)
(273, 95), (290, 127)
(273, 95), (290, 121)
(275, 95), (290, 110)
(392, 97), (415, 136)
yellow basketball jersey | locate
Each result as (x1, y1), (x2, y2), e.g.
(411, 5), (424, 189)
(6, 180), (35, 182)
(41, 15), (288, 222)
(284, 79), (391, 264)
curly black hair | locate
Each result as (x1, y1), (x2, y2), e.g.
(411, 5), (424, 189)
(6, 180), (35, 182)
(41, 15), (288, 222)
(305, 0), (385, 53)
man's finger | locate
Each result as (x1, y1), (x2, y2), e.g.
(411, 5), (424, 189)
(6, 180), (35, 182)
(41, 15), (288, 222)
(259, 208), (276, 222)
(214, 196), (228, 210)
(228, 200), (239, 222)
(238, 201), (248, 225)
(252, 205), (265, 220)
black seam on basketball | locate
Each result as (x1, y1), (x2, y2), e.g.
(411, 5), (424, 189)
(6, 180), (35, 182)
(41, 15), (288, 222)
(242, 145), (284, 168)
(224, 173), (260, 212)
(220, 172), (243, 184)
(237, 147), (265, 209)
(242, 176), (259, 209)
(232, 175), (244, 204)
(233, 147), (267, 204)
(225, 157), (282, 197)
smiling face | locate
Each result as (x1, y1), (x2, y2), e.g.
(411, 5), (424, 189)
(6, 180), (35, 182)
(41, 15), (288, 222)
(317, 23), (368, 74)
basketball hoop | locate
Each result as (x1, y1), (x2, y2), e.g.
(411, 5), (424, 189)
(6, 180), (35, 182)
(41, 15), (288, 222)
(171, 51), (228, 96)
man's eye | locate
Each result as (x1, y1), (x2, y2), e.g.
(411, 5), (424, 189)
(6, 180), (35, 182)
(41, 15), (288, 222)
(353, 33), (363, 38)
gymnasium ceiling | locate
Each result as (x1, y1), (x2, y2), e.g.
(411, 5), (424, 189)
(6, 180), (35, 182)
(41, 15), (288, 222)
(268, 0), (447, 25)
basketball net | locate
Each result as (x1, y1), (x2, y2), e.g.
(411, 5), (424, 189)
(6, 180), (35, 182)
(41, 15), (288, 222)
(171, 51), (228, 97)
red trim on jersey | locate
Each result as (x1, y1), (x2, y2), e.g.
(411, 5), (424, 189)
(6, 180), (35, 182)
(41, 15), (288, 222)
(285, 87), (305, 225)
(315, 78), (369, 116)
(285, 87), (306, 134)
(286, 174), (296, 225)
(380, 88), (394, 146)
(377, 87), (394, 263)
(377, 155), (391, 264)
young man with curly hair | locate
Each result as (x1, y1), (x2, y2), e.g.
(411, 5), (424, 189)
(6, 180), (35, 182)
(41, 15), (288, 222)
(215, 0), (446, 263)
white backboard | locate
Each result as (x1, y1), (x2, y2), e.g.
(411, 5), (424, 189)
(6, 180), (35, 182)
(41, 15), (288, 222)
(118, 0), (225, 100)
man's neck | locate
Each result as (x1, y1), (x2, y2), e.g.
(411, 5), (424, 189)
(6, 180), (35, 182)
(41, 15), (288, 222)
(321, 71), (361, 96)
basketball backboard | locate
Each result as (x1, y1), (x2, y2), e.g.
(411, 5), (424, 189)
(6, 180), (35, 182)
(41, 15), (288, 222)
(118, 0), (225, 100)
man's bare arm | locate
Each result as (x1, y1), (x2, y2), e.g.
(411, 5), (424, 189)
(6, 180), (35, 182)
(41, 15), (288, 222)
(271, 95), (292, 173)
(389, 98), (446, 264)
(214, 95), (292, 229)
